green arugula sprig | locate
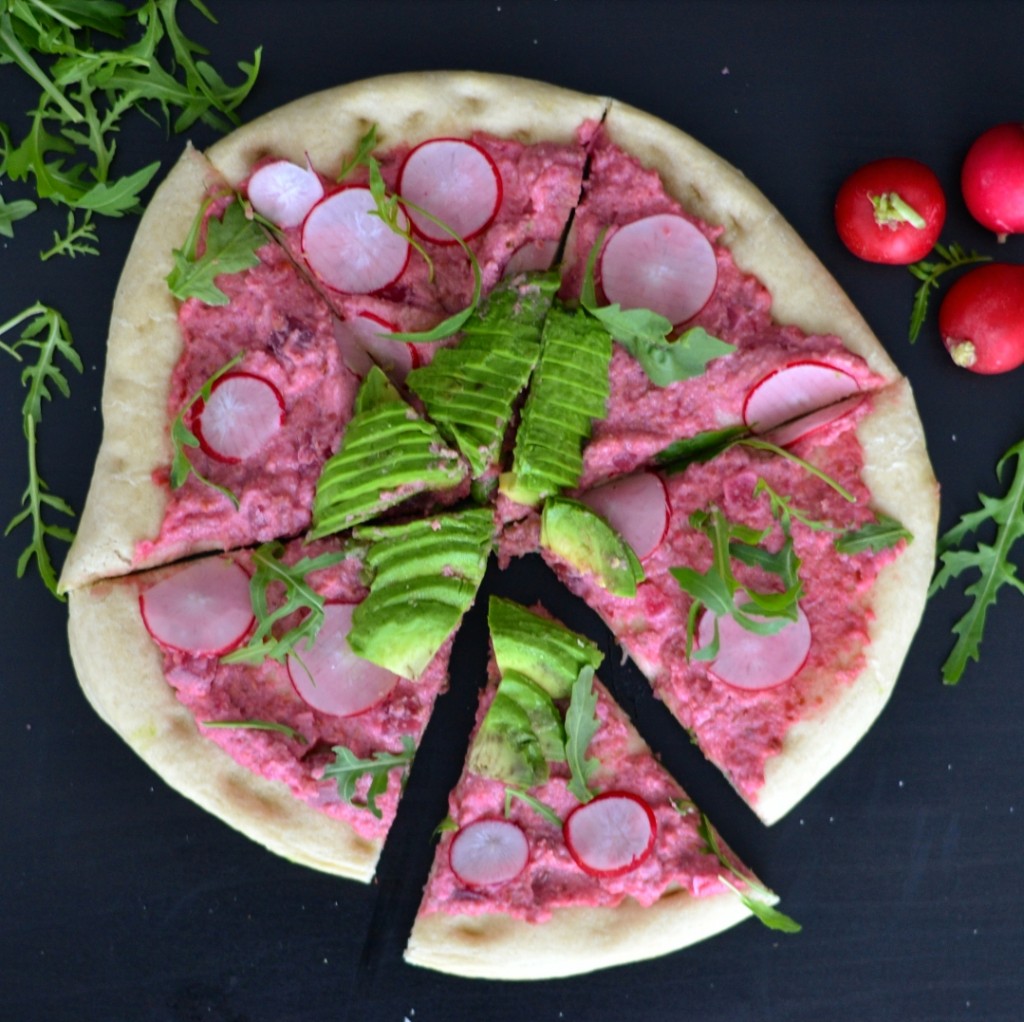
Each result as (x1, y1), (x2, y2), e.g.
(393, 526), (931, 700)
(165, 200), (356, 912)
(504, 787), (563, 828)
(580, 229), (734, 386)
(39, 209), (99, 259)
(694, 811), (801, 932)
(201, 718), (308, 744)
(322, 735), (417, 819)
(565, 665), (601, 804)
(0, 0), (261, 245)
(168, 350), (243, 505)
(220, 542), (349, 668)
(1, 302), (82, 596)
(0, 190), (37, 238)
(929, 438), (1024, 685)
(907, 242), (992, 343)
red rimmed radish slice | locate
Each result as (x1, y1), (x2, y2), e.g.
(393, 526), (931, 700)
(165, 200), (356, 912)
(335, 312), (417, 381)
(246, 158), (324, 229)
(765, 393), (864, 448)
(286, 602), (399, 717)
(599, 213), (718, 325)
(397, 138), (502, 244)
(564, 792), (657, 878)
(449, 819), (529, 887)
(140, 558), (254, 656)
(302, 186), (410, 294)
(580, 470), (669, 561)
(742, 360), (861, 436)
(503, 237), (560, 277)
(696, 605), (811, 691)
(194, 371), (285, 463)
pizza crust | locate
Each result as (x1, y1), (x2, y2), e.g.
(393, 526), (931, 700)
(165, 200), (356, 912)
(58, 146), (220, 593)
(405, 885), (753, 980)
(67, 575), (382, 882)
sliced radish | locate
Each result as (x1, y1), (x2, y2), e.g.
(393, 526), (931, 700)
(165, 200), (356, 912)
(580, 471), (670, 561)
(599, 213), (718, 325)
(563, 792), (657, 878)
(696, 605), (812, 691)
(765, 393), (864, 447)
(286, 602), (399, 717)
(193, 371), (285, 463)
(397, 138), (502, 244)
(246, 158), (324, 229)
(301, 186), (411, 294)
(449, 818), (529, 887)
(334, 311), (417, 381)
(503, 237), (560, 277)
(742, 361), (862, 437)
(140, 558), (254, 656)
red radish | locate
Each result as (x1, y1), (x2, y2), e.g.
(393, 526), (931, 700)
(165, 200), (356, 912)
(598, 213), (718, 325)
(287, 602), (399, 716)
(140, 558), (254, 656)
(334, 311), (418, 381)
(563, 792), (657, 878)
(449, 818), (529, 887)
(742, 361), (861, 438)
(193, 371), (285, 463)
(938, 263), (1024, 375)
(580, 471), (670, 561)
(763, 394), (864, 448)
(246, 158), (324, 229)
(503, 237), (560, 277)
(834, 158), (945, 264)
(301, 186), (410, 294)
(397, 138), (502, 244)
(696, 605), (811, 691)
(961, 123), (1024, 241)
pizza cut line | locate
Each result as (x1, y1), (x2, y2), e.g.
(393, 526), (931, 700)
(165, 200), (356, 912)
(59, 72), (938, 978)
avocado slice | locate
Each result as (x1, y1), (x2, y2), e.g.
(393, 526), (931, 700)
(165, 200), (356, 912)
(539, 496), (644, 598)
(497, 671), (567, 763)
(467, 690), (548, 787)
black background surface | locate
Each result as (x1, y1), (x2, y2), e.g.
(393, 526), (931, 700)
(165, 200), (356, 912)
(3, 2), (1023, 1021)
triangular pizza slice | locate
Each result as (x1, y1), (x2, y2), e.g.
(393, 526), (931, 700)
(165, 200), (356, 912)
(536, 378), (936, 824)
(66, 507), (494, 882)
(405, 598), (789, 979)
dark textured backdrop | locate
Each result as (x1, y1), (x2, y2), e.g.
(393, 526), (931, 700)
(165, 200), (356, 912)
(3, 2), (1022, 1020)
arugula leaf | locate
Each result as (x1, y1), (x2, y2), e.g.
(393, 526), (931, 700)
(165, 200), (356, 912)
(580, 229), (734, 384)
(322, 735), (417, 819)
(0, 190), (37, 237)
(835, 513), (912, 554)
(564, 665), (600, 804)
(39, 209), (99, 260)
(503, 787), (563, 828)
(166, 196), (266, 305)
(220, 542), (349, 668)
(0, 302), (82, 596)
(907, 242), (992, 343)
(201, 719), (307, 744)
(168, 351), (243, 505)
(337, 123), (378, 181)
(656, 424), (751, 473)
(694, 811), (801, 933)
(929, 438), (1024, 684)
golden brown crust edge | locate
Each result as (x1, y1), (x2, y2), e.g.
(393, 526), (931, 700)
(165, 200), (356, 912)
(67, 576), (381, 882)
(205, 71), (612, 185)
(405, 886), (753, 980)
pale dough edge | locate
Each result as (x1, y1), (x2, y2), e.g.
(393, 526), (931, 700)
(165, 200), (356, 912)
(404, 886), (753, 980)
(67, 576), (382, 882)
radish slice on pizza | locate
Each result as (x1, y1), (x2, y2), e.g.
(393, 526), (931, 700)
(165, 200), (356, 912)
(66, 537), (461, 883)
(245, 157), (324, 229)
(406, 598), (791, 980)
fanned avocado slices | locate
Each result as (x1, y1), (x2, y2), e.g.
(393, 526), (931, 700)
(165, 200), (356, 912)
(347, 507), (494, 679)
(310, 366), (467, 537)
(498, 304), (612, 508)
(406, 272), (559, 478)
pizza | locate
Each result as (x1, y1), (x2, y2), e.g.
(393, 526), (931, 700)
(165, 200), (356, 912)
(58, 71), (938, 976)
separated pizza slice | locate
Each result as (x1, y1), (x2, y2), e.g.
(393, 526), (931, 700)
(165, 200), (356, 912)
(405, 597), (791, 979)
(66, 507), (495, 882)
(536, 379), (937, 824)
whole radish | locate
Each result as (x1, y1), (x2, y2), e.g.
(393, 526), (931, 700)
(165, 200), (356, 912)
(938, 263), (1024, 374)
(961, 123), (1024, 241)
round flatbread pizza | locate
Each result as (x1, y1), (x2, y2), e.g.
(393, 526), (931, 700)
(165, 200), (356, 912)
(60, 71), (938, 978)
